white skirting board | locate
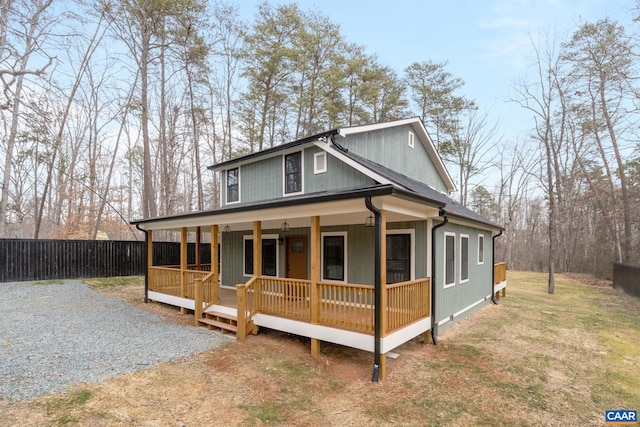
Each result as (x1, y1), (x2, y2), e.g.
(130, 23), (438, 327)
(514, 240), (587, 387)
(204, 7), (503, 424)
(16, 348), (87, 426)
(252, 313), (431, 354)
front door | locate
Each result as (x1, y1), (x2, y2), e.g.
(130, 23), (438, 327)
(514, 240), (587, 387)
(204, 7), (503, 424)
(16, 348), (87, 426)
(286, 236), (307, 279)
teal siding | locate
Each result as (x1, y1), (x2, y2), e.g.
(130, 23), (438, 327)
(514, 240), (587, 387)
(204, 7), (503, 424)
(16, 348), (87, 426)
(433, 221), (493, 330)
(240, 157), (282, 203)
(340, 124), (448, 192)
(221, 146), (375, 206)
(220, 222), (428, 287)
(304, 146), (374, 193)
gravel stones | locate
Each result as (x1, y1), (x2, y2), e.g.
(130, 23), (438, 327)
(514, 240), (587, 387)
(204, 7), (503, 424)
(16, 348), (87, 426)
(0, 280), (233, 401)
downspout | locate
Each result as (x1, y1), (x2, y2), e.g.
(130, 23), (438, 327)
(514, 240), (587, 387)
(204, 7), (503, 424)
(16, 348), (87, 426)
(491, 230), (503, 305)
(135, 224), (149, 303)
(365, 195), (382, 382)
(430, 210), (448, 346)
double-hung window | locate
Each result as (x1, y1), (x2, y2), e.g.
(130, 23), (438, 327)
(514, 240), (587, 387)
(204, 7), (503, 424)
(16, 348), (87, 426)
(322, 232), (346, 281)
(244, 236), (278, 277)
(227, 167), (239, 203)
(284, 152), (302, 194)
(386, 232), (413, 284)
(460, 235), (469, 283)
(444, 232), (456, 288)
(478, 235), (485, 264)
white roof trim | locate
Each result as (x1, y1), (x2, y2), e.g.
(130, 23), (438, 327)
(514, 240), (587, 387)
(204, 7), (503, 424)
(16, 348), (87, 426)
(338, 117), (456, 193)
(312, 141), (397, 187)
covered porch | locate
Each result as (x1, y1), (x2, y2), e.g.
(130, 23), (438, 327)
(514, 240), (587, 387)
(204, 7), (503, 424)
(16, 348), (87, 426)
(139, 190), (444, 380)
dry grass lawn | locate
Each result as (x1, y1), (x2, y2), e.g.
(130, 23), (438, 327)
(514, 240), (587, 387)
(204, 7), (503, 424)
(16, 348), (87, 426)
(1, 271), (639, 426)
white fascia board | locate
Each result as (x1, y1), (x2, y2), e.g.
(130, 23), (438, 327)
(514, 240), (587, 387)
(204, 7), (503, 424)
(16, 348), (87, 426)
(337, 117), (457, 193)
(312, 140), (395, 186)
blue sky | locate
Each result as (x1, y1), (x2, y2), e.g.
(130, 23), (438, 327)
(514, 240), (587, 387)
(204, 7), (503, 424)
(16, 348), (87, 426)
(237, 0), (637, 143)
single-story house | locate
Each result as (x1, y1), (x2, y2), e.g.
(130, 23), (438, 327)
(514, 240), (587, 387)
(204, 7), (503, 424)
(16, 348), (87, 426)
(131, 117), (507, 381)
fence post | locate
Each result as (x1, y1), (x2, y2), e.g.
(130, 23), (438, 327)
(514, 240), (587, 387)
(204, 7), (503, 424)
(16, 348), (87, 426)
(194, 278), (203, 326)
(237, 283), (247, 341)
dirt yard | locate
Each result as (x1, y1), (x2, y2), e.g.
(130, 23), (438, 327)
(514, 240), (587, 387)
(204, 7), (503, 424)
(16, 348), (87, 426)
(1, 272), (638, 426)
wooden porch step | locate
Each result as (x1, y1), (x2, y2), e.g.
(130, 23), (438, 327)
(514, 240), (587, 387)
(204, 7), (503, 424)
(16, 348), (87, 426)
(205, 310), (237, 322)
(198, 317), (238, 333)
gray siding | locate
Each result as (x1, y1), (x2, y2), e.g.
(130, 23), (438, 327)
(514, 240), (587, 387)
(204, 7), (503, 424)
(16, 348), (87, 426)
(340, 124), (449, 192)
(240, 157), (282, 203)
(304, 146), (375, 193)
(221, 146), (374, 206)
(433, 221), (493, 331)
(220, 222), (428, 287)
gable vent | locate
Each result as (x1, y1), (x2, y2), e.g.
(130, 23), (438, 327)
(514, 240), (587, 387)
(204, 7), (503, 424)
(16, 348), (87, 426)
(314, 152), (327, 174)
(408, 131), (415, 148)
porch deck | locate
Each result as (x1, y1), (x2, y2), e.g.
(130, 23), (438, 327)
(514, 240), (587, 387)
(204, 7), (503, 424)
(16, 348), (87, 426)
(147, 265), (432, 354)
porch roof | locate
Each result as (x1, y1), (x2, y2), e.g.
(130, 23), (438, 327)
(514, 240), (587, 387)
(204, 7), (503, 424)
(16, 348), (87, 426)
(130, 184), (446, 232)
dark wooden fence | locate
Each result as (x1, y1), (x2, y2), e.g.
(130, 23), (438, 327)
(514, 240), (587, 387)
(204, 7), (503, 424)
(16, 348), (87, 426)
(0, 239), (211, 283)
(613, 263), (640, 298)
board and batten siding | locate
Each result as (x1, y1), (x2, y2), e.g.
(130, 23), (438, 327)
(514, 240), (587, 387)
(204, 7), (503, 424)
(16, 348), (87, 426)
(433, 221), (493, 333)
(340, 124), (449, 193)
(304, 146), (375, 193)
(220, 146), (376, 206)
(220, 222), (428, 288)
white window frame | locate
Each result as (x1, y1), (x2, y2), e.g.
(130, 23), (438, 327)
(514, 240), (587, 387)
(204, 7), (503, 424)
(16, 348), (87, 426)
(226, 167), (240, 205)
(478, 234), (485, 265)
(460, 234), (470, 284)
(314, 151), (327, 174)
(321, 231), (347, 283)
(243, 234), (279, 278)
(444, 232), (456, 288)
(408, 131), (415, 148)
(386, 229), (415, 282)
(283, 151), (304, 196)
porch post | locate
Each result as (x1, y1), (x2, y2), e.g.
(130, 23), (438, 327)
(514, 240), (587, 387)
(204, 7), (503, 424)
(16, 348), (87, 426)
(211, 224), (219, 304)
(195, 226), (201, 270)
(253, 221), (262, 311)
(379, 210), (388, 380)
(180, 227), (188, 314)
(310, 215), (321, 356)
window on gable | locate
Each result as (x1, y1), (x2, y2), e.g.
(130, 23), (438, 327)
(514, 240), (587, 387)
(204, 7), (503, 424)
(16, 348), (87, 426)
(314, 151), (327, 174)
(460, 235), (469, 283)
(478, 234), (484, 265)
(244, 237), (277, 277)
(444, 232), (455, 287)
(408, 131), (415, 148)
(322, 233), (346, 281)
(227, 168), (239, 203)
(284, 151), (302, 194)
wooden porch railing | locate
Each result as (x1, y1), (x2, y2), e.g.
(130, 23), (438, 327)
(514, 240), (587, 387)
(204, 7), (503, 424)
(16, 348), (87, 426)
(257, 277), (311, 321)
(149, 268), (432, 341)
(318, 281), (374, 333)
(237, 277), (258, 341)
(494, 262), (507, 284)
(149, 266), (214, 301)
(386, 278), (430, 333)
(233, 276), (432, 339)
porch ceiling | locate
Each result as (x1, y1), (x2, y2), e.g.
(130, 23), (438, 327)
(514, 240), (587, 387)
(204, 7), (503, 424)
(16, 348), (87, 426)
(139, 195), (440, 232)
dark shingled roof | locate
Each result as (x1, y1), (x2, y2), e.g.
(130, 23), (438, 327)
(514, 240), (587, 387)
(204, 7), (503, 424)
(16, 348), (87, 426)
(340, 149), (503, 230)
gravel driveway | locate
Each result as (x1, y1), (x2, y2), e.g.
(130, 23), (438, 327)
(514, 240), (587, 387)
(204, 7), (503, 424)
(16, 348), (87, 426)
(0, 280), (233, 401)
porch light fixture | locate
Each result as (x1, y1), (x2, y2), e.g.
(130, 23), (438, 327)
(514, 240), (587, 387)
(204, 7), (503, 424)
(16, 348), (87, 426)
(223, 225), (231, 233)
(365, 215), (375, 227)
(280, 221), (290, 232)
